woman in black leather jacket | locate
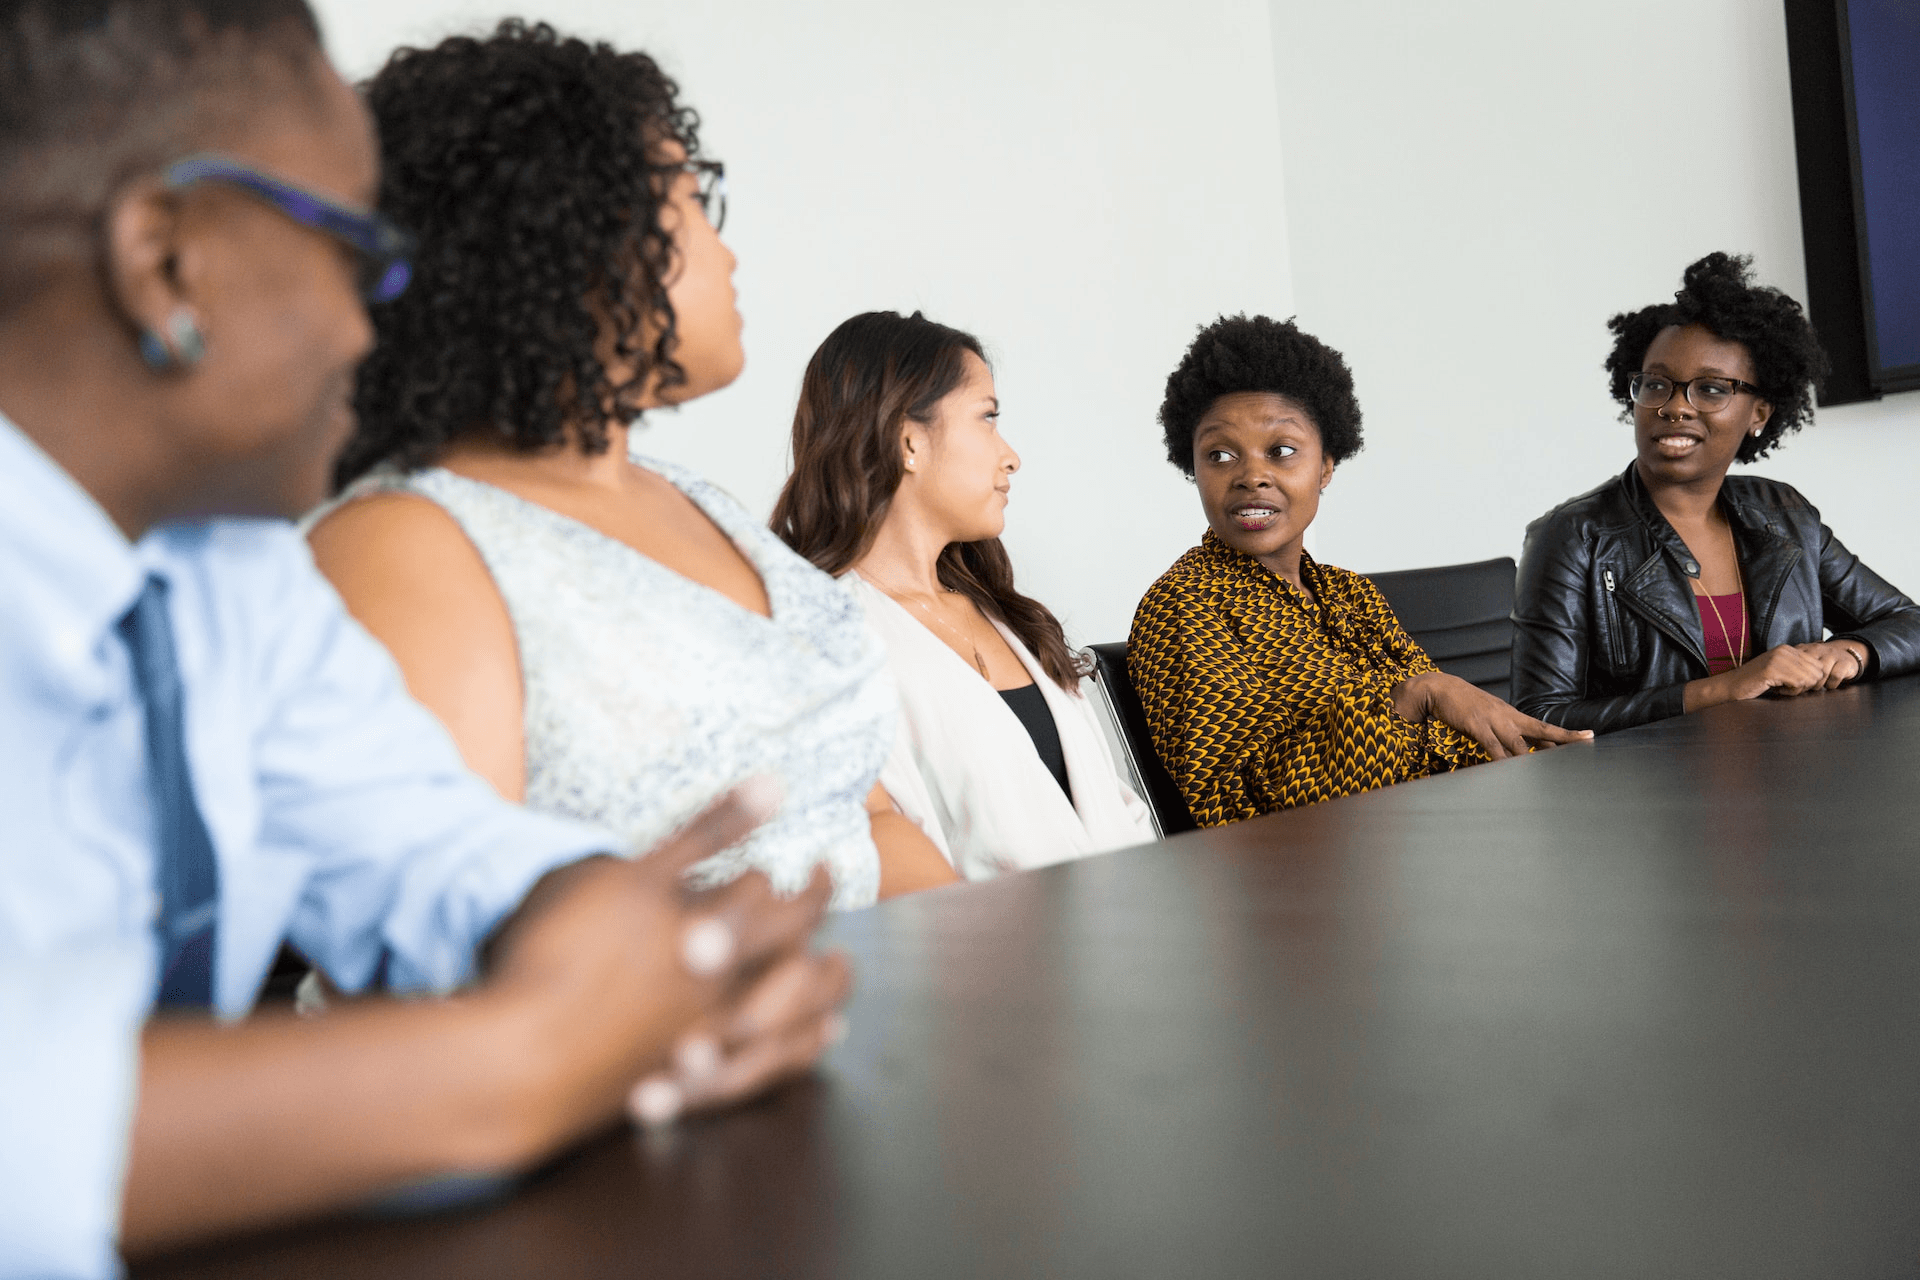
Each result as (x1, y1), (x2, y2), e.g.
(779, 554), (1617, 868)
(1512, 253), (1920, 733)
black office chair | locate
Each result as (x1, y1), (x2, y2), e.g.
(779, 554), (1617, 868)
(1087, 642), (1197, 837)
(1364, 556), (1517, 702)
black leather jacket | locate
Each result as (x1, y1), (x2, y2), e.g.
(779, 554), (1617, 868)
(1512, 464), (1920, 733)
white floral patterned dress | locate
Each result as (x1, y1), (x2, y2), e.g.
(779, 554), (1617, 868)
(336, 455), (895, 909)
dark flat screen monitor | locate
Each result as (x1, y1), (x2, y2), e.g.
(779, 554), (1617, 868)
(1839, 0), (1920, 393)
(1786, 0), (1920, 401)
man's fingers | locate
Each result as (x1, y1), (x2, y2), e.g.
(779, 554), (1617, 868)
(680, 862), (833, 982)
(628, 985), (850, 1130)
(717, 949), (853, 1050)
(662, 952), (848, 1094)
(677, 1011), (846, 1117)
(637, 777), (785, 882)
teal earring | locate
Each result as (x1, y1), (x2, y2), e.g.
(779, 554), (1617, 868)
(138, 307), (206, 371)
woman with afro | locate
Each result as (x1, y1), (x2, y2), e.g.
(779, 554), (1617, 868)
(1511, 252), (1920, 733)
(1129, 316), (1588, 828)
(308, 21), (958, 906)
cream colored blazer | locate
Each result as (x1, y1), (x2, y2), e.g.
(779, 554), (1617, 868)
(849, 578), (1156, 880)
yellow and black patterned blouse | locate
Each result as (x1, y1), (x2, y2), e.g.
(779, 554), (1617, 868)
(1129, 532), (1489, 826)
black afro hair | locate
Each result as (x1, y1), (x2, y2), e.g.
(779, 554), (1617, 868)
(1603, 252), (1830, 463)
(1158, 314), (1363, 475)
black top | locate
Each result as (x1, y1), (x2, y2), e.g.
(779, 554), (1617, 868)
(997, 681), (1070, 800)
(1511, 462), (1920, 733)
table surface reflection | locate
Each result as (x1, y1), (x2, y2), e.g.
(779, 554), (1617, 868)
(138, 678), (1920, 1279)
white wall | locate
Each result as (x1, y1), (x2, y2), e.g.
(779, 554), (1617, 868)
(313, 0), (1919, 645)
(1267, 0), (1920, 588)
(314, 0), (1294, 646)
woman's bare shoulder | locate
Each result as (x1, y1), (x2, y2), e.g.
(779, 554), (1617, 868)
(310, 488), (464, 554)
(309, 491), (526, 797)
(310, 491), (484, 581)
(307, 491), (506, 629)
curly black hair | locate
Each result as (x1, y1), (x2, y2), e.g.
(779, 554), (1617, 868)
(335, 19), (700, 488)
(1603, 252), (1830, 463)
(1157, 313), (1364, 475)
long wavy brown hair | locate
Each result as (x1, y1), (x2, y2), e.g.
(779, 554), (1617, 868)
(771, 310), (1086, 689)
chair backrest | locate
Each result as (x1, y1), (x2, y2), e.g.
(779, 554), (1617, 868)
(1364, 556), (1517, 702)
(1087, 642), (1197, 837)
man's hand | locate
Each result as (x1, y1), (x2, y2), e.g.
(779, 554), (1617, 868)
(122, 781), (852, 1257)
(474, 779), (849, 1147)
(1393, 670), (1593, 760)
(631, 925), (853, 1126)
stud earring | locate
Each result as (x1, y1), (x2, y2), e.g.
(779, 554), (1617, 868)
(138, 307), (205, 372)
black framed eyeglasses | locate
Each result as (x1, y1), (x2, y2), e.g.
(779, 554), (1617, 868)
(162, 153), (415, 303)
(682, 159), (727, 233)
(1628, 372), (1763, 414)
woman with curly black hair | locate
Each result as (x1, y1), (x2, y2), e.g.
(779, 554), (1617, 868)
(1511, 252), (1920, 733)
(1129, 315), (1586, 827)
(308, 21), (957, 904)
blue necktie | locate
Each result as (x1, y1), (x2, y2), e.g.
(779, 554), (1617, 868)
(118, 574), (220, 1008)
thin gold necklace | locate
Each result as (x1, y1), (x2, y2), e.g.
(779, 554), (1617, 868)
(1694, 526), (1748, 669)
(859, 571), (991, 680)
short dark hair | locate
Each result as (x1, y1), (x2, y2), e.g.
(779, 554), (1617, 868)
(0, 0), (321, 312)
(1603, 252), (1830, 463)
(1157, 313), (1364, 475)
(335, 20), (702, 488)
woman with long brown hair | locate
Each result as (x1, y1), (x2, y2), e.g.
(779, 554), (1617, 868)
(773, 311), (1154, 879)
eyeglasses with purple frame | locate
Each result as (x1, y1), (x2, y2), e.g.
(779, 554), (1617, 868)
(162, 153), (415, 303)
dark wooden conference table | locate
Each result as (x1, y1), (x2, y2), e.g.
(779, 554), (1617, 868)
(141, 677), (1920, 1279)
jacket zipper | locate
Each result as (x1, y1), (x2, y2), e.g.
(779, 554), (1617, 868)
(1602, 570), (1626, 668)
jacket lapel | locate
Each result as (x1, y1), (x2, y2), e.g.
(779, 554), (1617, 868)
(1617, 551), (1709, 672)
(1723, 495), (1803, 650)
(1616, 467), (1710, 671)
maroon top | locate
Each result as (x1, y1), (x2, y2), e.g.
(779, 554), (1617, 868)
(1694, 591), (1748, 675)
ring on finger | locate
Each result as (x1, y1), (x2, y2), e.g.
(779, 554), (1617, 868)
(681, 917), (736, 976)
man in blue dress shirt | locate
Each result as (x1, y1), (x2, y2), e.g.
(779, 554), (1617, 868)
(0, 3), (851, 1275)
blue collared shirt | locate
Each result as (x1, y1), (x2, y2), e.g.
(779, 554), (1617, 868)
(0, 415), (616, 1278)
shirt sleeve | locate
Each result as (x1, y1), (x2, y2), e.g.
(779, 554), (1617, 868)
(1348, 573), (1439, 683)
(1129, 574), (1282, 825)
(1810, 513), (1920, 679)
(0, 939), (149, 1280)
(1510, 511), (1689, 733)
(234, 530), (618, 998)
(874, 703), (956, 867)
(1346, 575), (1488, 769)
